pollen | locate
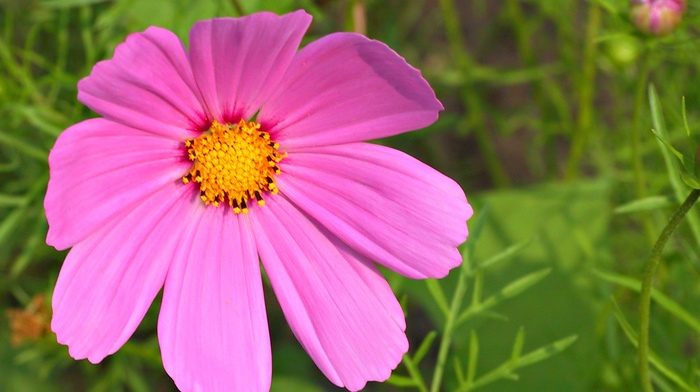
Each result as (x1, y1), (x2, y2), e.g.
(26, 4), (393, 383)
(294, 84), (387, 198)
(183, 119), (285, 213)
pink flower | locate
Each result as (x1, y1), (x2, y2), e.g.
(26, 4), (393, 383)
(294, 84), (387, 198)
(631, 0), (686, 35)
(45, 10), (472, 392)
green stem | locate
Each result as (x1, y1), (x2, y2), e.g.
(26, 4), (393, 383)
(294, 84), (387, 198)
(639, 188), (700, 392)
(229, 0), (245, 16)
(402, 355), (429, 392)
(564, 4), (601, 179)
(430, 270), (468, 392)
(631, 53), (657, 244)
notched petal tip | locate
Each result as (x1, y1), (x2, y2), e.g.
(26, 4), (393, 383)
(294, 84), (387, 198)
(188, 9), (312, 124)
(260, 32), (443, 148)
(77, 25), (207, 138)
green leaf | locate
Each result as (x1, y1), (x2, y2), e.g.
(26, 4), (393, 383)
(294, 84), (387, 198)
(595, 269), (700, 334)
(457, 334), (578, 392)
(510, 326), (526, 362)
(413, 331), (438, 366)
(649, 84), (700, 242)
(454, 356), (466, 386)
(425, 279), (450, 316)
(467, 330), (479, 384)
(516, 334), (578, 368)
(470, 268), (484, 307)
(649, 85), (700, 186)
(0, 208), (25, 246)
(0, 129), (48, 162)
(0, 193), (28, 207)
(610, 298), (699, 392)
(614, 196), (673, 214)
(462, 205), (489, 267)
(479, 239), (533, 270)
(681, 171), (700, 190)
(651, 127), (685, 165)
(400, 354), (428, 392)
(649, 85), (698, 175)
(457, 268), (552, 325)
(385, 374), (417, 387)
(683, 96), (691, 137)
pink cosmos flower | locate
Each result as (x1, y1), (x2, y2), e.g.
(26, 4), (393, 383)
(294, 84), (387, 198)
(630, 0), (686, 35)
(45, 10), (472, 392)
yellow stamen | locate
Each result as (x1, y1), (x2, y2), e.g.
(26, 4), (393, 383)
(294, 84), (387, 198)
(183, 119), (285, 212)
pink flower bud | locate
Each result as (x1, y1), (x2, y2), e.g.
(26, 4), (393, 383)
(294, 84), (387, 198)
(630, 0), (686, 35)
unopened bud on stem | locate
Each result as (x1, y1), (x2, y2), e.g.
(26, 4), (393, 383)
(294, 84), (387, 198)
(630, 0), (686, 36)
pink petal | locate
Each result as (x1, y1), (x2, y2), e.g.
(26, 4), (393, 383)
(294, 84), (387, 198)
(188, 11), (312, 124)
(78, 26), (207, 138)
(45, 118), (191, 250)
(251, 196), (407, 391)
(51, 183), (194, 363)
(258, 33), (443, 149)
(158, 208), (271, 392)
(277, 143), (472, 279)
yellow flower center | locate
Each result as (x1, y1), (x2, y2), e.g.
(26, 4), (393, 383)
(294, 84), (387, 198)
(183, 119), (284, 213)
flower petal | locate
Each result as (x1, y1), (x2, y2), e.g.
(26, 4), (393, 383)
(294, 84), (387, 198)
(51, 183), (194, 363)
(258, 32), (443, 149)
(251, 196), (407, 391)
(45, 118), (190, 250)
(78, 26), (207, 138)
(278, 143), (472, 279)
(188, 10), (312, 124)
(158, 208), (271, 392)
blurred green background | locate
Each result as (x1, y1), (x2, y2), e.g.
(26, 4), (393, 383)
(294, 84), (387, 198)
(2, 0), (700, 391)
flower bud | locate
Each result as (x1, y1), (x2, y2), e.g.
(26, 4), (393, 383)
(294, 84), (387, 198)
(630, 0), (686, 36)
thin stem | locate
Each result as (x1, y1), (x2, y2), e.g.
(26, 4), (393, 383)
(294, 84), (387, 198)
(402, 355), (429, 392)
(564, 4), (601, 179)
(229, 0), (245, 16)
(639, 188), (700, 392)
(631, 53), (657, 244)
(430, 270), (468, 392)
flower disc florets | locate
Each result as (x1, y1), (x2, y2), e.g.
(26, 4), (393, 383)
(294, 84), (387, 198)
(183, 119), (284, 213)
